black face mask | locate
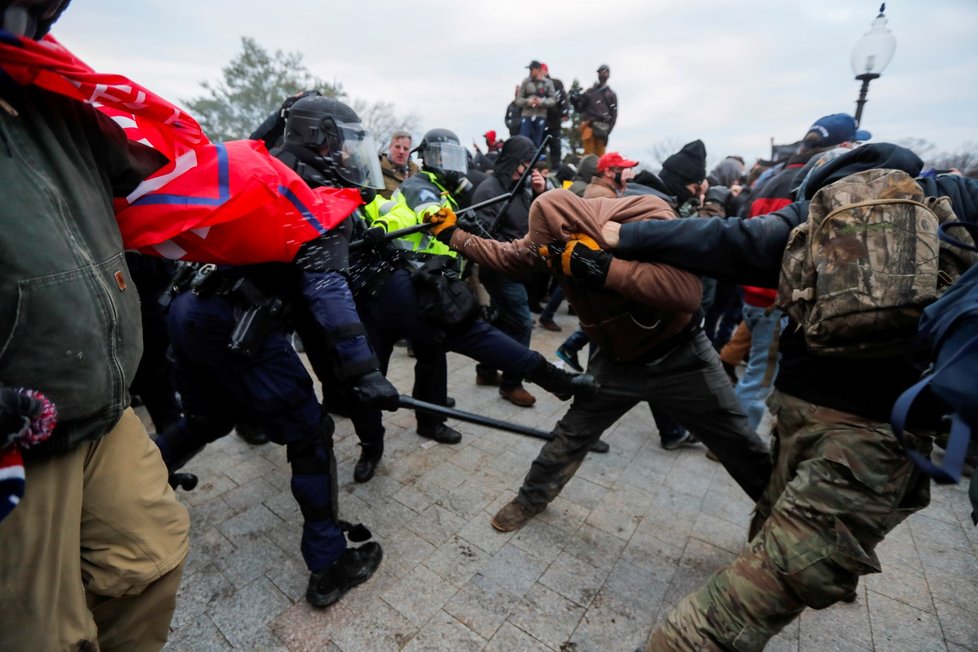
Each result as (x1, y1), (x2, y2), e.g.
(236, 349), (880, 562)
(614, 170), (624, 187)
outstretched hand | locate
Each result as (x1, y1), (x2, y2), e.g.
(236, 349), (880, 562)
(538, 233), (612, 288)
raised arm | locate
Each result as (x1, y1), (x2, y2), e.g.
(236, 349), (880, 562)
(606, 202), (808, 288)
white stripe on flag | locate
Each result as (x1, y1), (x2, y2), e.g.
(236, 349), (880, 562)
(126, 150), (198, 203)
(152, 240), (188, 259)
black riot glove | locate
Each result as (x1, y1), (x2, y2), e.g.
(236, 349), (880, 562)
(1, 387), (41, 449)
(280, 89), (321, 117)
(361, 226), (389, 248)
(350, 371), (400, 412)
(539, 234), (612, 288)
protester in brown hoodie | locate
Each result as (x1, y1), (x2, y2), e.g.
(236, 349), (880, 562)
(429, 189), (772, 532)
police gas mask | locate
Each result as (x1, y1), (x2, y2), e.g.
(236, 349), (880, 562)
(1, 0), (68, 39)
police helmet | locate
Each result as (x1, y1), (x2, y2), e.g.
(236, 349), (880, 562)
(416, 128), (470, 194)
(284, 96), (384, 189)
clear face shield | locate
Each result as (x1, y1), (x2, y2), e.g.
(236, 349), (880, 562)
(425, 142), (469, 175)
(332, 121), (384, 189)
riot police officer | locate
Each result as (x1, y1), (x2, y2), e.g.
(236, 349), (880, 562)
(346, 126), (597, 482)
(155, 95), (398, 609)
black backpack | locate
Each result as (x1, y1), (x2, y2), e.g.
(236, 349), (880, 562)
(891, 221), (978, 523)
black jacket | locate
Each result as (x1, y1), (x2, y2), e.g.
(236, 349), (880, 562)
(547, 77), (567, 127)
(472, 174), (534, 243)
(615, 144), (978, 424)
(473, 137), (538, 241)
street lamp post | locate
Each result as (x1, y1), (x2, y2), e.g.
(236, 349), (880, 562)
(851, 3), (897, 127)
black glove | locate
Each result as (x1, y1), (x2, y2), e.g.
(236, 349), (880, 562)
(280, 89), (321, 117)
(539, 234), (612, 288)
(0, 387), (41, 449)
(361, 226), (389, 248)
(705, 185), (732, 209)
(350, 371), (400, 412)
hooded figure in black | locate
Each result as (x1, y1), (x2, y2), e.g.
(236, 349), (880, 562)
(469, 135), (550, 406)
(474, 136), (538, 241)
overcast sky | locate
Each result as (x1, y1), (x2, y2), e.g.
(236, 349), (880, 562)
(55, 0), (977, 169)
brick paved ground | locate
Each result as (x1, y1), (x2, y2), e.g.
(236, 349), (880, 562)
(154, 309), (978, 651)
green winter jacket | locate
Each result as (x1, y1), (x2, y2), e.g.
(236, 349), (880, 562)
(0, 81), (164, 458)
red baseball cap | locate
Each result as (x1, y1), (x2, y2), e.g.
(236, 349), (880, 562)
(540, 63), (550, 74)
(597, 152), (638, 172)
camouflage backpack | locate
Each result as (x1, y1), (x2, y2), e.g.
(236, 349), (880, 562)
(777, 168), (972, 356)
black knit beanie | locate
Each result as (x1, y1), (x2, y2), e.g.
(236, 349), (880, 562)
(662, 140), (707, 186)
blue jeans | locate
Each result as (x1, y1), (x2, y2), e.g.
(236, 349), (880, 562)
(540, 285), (565, 322)
(560, 328), (590, 353)
(734, 304), (786, 433)
(477, 267), (534, 389)
(520, 116), (547, 148)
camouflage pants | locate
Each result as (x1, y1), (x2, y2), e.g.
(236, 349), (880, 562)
(644, 391), (932, 652)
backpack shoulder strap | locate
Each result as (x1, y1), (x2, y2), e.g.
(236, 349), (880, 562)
(891, 327), (978, 483)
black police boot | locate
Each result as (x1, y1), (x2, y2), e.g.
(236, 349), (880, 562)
(417, 423), (462, 444)
(154, 424), (206, 472)
(354, 445), (383, 483)
(305, 542), (383, 608)
(235, 421), (269, 446)
(168, 472), (198, 491)
(525, 357), (599, 401)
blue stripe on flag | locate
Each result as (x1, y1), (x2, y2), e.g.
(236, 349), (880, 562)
(279, 185), (326, 234)
(133, 143), (231, 207)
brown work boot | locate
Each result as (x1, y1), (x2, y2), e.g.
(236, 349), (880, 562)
(499, 385), (536, 407)
(491, 498), (546, 532)
(539, 318), (562, 332)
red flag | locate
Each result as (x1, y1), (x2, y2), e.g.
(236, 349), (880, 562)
(0, 32), (360, 263)
(117, 140), (362, 264)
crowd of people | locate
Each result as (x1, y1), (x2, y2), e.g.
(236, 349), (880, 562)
(503, 59), (618, 164)
(1, 4), (976, 651)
